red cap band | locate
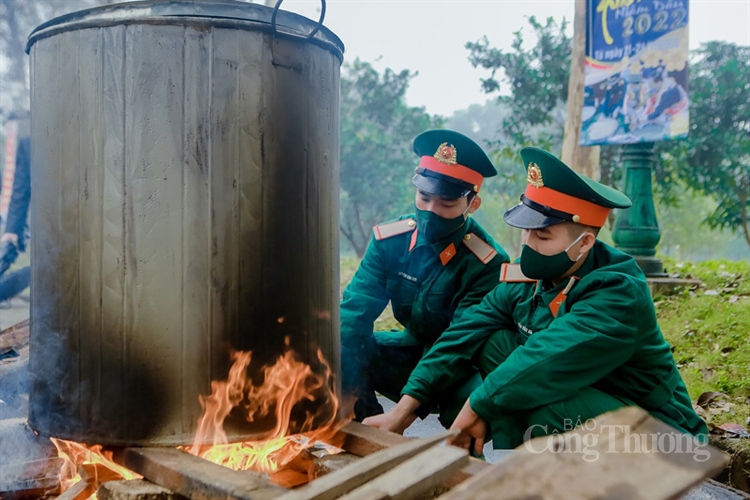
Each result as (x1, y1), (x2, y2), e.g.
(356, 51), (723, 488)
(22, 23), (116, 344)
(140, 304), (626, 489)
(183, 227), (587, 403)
(418, 156), (484, 191)
(524, 184), (610, 227)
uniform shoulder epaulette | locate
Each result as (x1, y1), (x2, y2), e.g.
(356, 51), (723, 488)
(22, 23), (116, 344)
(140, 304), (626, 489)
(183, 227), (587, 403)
(462, 233), (497, 264)
(373, 218), (416, 240)
(499, 263), (536, 282)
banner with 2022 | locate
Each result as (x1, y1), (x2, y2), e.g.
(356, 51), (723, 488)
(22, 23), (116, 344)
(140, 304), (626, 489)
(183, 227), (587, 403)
(580, 0), (690, 146)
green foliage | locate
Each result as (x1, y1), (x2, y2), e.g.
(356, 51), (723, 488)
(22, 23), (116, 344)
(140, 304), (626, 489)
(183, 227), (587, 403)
(465, 16), (571, 156)
(339, 59), (440, 257)
(656, 190), (750, 261)
(470, 193), (523, 258)
(0, 0), (117, 111)
(661, 42), (750, 246)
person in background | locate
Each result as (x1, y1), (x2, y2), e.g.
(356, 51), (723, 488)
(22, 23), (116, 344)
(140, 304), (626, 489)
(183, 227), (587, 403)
(0, 135), (31, 303)
(341, 129), (509, 428)
(366, 147), (708, 453)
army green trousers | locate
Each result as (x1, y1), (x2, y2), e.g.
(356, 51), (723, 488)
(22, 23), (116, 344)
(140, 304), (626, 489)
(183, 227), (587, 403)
(479, 330), (633, 449)
(347, 330), (482, 427)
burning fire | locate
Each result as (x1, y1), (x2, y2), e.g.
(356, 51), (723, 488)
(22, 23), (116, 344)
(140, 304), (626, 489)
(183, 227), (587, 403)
(51, 438), (141, 496)
(187, 339), (347, 474)
(51, 339), (348, 495)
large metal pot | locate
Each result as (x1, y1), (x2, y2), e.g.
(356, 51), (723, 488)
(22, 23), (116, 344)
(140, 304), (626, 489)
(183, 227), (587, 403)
(26, 0), (343, 446)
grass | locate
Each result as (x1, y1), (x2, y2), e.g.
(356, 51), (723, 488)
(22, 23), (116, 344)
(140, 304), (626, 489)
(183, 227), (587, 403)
(341, 255), (750, 431)
(341, 255), (400, 331)
(655, 259), (750, 432)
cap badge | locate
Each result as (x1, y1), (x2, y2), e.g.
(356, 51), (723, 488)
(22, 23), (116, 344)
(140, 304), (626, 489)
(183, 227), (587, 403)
(527, 162), (544, 188)
(434, 143), (457, 165)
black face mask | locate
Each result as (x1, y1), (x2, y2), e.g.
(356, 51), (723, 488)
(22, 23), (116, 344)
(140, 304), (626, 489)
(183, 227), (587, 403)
(519, 232), (589, 280)
(414, 204), (470, 243)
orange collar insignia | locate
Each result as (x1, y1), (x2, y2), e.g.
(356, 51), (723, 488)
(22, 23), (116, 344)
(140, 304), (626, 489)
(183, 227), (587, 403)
(440, 242), (457, 266)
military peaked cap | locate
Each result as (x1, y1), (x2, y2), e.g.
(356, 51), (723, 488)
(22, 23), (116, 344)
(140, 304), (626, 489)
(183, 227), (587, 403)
(504, 147), (632, 229)
(412, 129), (497, 198)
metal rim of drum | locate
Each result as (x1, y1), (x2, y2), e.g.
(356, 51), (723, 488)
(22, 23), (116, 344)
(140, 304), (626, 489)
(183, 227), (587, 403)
(25, 0), (344, 60)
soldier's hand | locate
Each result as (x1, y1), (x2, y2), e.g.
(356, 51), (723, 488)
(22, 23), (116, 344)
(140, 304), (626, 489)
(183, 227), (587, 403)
(447, 399), (486, 457)
(0, 233), (19, 246)
(363, 410), (417, 435)
(0, 236), (20, 276)
(362, 394), (420, 434)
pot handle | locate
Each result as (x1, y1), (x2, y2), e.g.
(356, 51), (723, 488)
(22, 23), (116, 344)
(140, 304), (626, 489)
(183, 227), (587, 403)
(271, 0), (327, 41)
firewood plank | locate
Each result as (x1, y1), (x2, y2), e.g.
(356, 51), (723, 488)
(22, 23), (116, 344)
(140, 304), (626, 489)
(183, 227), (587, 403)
(79, 462), (125, 485)
(118, 447), (284, 500)
(0, 318), (30, 353)
(331, 419), (493, 486)
(332, 421), (411, 457)
(278, 430), (458, 500)
(56, 479), (97, 500)
(438, 407), (729, 500)
(96, 478), (180, 499)
(337, 445), (468, 500)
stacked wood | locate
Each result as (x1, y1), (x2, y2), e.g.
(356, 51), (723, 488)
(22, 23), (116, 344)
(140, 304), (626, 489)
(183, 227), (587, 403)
(0, 457), (62, 498)
(439, 407), (728, 500)
(279, 430), (462, 500)
(114, 447), (284, 500)
(112, 409), (727, 500)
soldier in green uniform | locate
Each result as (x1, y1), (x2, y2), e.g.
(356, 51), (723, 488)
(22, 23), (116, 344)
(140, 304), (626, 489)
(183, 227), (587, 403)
(341, 129), (510, 425)
(366, 147), (708, 451)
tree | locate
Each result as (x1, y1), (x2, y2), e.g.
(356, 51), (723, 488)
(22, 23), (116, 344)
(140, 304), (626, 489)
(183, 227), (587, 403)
(465, 16), (572, 158)
(339, 59), (440, 257)
(664, 42), (750, 247)
(0, 0), (119, 113)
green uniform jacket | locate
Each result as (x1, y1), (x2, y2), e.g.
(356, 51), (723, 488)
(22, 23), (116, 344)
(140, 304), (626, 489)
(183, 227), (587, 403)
(340, 215), (509, 350)
(403, 240), (707, 438)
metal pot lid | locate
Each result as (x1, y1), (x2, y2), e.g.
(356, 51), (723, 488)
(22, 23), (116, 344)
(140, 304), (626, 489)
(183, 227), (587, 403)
(26, 0), (344, 61)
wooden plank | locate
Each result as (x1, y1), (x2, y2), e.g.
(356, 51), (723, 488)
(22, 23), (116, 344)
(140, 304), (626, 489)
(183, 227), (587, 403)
(0, 319), (30, 353)
(438, 407), (729, 500)
(332, 421), (411, 457)
(0, 457), (63, 482)
(331, 420), (492, 488)
(338, 445), (468, 500)
(278, 430), (457, 500)
(0, 457), (62, 496)
(117, 447), (284, 500)
(57, 480), (96, 500)
(97, 478), (180, 499)
(331, 420), (492, 484)
(79, 463), (125, 485)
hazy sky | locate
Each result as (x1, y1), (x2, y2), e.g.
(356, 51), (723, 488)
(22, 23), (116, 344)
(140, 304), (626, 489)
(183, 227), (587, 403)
(279, 0), (750, 117)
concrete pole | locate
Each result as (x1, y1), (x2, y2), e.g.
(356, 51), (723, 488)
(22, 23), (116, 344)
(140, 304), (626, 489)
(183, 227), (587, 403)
(561, 0), (601, 180)
(612, 143), (667, 276)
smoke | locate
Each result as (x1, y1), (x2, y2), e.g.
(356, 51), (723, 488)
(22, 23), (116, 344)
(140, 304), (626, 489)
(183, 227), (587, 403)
(0, 346), (59, 494)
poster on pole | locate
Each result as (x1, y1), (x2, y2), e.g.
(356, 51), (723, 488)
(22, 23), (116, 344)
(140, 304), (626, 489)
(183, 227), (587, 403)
(580, 0), (689, 146)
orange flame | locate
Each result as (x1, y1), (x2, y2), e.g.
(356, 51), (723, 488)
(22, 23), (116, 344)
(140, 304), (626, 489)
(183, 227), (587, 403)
(48, 341), (349, 496)
(187, 340), (348, 475)
(51, 438), (141, 497)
